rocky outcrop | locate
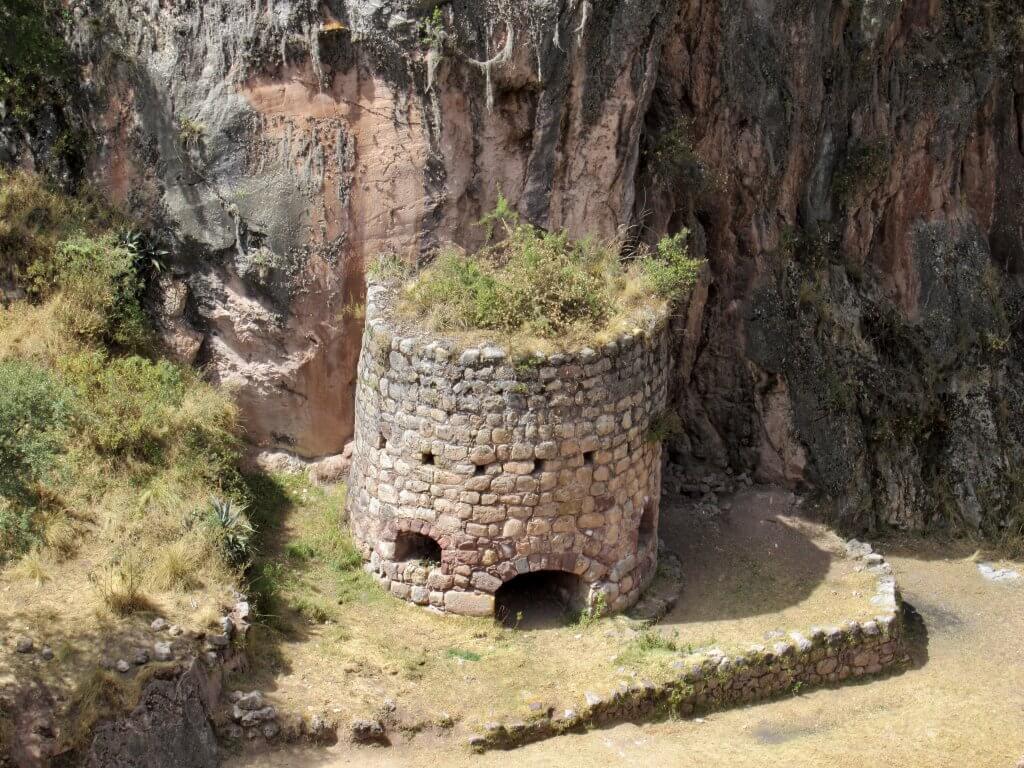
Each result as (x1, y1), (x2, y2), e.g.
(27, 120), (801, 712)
(641, 0), (1024, 534)
(7, 0), (1022, 535)
(85, 661), (219, 768)
(45, 0), (675, 460)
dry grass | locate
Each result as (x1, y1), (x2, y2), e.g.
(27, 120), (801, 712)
(43, 517), (79, 560)
(228, 483), (896, 733)
(0, 534), (233, 753)
(90, 557), (149, 616)
(62, 666), (157, 748)
(149, 538), (201, 592)
(12, 546), (50, 586)
(0, 175), (246, 750)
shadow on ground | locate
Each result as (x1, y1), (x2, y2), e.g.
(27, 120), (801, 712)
(660, 488), (833, 624)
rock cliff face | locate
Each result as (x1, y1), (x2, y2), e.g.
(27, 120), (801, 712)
(8, 0), (1022, 535)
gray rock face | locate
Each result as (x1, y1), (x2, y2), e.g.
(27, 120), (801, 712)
(87, 661), (218, 768)
(10, 0), (1021, 537)
(49, 0), (676, 462)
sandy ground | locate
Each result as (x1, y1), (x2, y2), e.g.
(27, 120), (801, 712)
(230, 538), (1024, 768)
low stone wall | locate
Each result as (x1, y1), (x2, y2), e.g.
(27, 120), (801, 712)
(469, 539), (907, 751)
(346, 284), (672, 616)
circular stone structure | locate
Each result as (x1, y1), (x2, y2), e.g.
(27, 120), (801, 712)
(346, 283), (671, 617)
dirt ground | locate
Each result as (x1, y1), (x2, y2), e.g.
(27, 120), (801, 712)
(656, 490), (877, 648)
(0, 540), (231, 753)
(226, 487), (879, 733)
(229, 537), (1024, 768)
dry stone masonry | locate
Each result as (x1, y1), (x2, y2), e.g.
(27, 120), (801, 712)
(469, 539), (907, 751)
(346, 284), (672, 617)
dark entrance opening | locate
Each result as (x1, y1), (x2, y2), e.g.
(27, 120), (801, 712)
(639, 499), (656, 547)
(394, 532), (441, 564)
(494, 571), (586, 630)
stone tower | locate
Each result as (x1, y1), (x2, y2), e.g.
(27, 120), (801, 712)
(346, 284), (671, 617)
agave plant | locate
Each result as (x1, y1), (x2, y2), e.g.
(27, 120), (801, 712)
(119, 229), (170, 277)
(207, 495), (254, 566)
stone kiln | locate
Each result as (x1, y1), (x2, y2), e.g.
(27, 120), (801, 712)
(346, 284), (671, 617)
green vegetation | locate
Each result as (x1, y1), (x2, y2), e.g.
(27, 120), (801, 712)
(0, 361), (69, 551)
(421, 5), (445, 49)
(645, 118), (710, 191)
(446, 648), (482, 662)
(639, 230), (702, 298)
(574, 590), (608, 628)
(0, 170), (117, 291)
(395, 196), (703, 345)
(204, 496), (255, 567)
(613, 629), (679, 667)
(245, 473), (367, 630)
(0, 171), (242, 601)
(0, 0), (73, 123)
(647, 409), (683, 444)
(177, 116), (206, 150)
(0, 0), (92, 172)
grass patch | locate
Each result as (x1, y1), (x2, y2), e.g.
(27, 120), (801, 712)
(393, 196), (703, 348)
(446, 648), (482, 662)
(246, 474), (366, 630)
(90, 556), (149, 616)
(0, 170), (117, 296)
(614, 629), (679, 667)
(0, 359), (70, 515)
(0, 169), (245, 599)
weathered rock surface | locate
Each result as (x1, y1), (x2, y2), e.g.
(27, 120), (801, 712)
(86, 661), (219, 768)
(6, 1), (1023, 535)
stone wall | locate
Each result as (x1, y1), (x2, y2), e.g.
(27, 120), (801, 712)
(469, 540), (906, 751)
(346, 285), (672, 616)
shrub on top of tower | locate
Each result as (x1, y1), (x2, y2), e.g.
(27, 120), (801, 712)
(385, 195), (704, 348)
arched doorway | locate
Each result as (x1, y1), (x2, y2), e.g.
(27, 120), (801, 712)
(494, 571), (587, 629)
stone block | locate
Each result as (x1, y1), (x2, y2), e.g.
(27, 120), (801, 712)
(444, 591), (495, 617)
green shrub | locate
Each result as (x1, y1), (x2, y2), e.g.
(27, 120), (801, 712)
(0, 360), (69, 500)
(401, 193), (612, 337)
(366, 252), (411, 283)
(205, 496), (255, 567)
(0, 360), (69, 557)
(395, 201), (703, 343)
(177, 116), (206, 149)
(61, 352), (183, 461)
(641, 231), (702, 299)
(647, 409), (683, 443)
(402, 222), (614, 338)
(40, 233), (149, 348)
(0, 170), (114, 289)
